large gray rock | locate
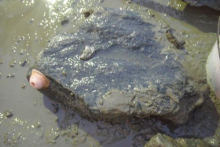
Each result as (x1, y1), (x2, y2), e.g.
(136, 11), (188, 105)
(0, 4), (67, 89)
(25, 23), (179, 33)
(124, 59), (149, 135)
(28, 7), (208, 124)
(183, 0), (220, 11)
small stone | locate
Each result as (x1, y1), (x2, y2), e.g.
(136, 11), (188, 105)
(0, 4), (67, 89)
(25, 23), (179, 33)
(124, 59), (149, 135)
(79, 46), (95, 60)
(7, 74), (11, 78)
(99, 99), (103, 105)
(0, 60), (4, 64)
(29, 18), (34, 23)
(19, 50), (24, 55)
(7, 73), (15, 78)
(11, 73), (15, 78)
(35, 122), (41, 128)
(21, 84), (25, 89)
(39, 23), (43, 27)
(19, 59), (27, 66)
(5, 110), (13, 118)
(62, 70), (67, 76)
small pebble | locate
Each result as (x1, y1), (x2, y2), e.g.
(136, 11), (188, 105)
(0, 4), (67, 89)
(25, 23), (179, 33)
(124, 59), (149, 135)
(0, 60), (4, 64)
(19, 59), (27, 66)
(29, 18), (34, 23)
(21, 84), (25, 89)
(99, 99), (103, 105)
(62, 70), (67, 76)
(10, 64), (14, 67)
(80, 46), (95, 60)
(19, 51), (24, 55)
(5, 110), (13, 118)
(7, 74), (11, 78)
(11, 73), (15, 78)
(35, 122), (41, 128)
(7, 73), (15, 78)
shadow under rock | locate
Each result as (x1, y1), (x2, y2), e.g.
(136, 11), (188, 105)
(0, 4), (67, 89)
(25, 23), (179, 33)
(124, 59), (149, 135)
(128, 97), (219, 139)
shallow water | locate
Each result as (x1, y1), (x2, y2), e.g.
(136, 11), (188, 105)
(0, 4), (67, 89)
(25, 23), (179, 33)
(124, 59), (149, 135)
(0, 0), (220, 146)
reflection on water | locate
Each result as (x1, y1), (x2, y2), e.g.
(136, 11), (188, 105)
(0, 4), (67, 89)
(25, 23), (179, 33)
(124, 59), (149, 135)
(0, 0), (220, 146)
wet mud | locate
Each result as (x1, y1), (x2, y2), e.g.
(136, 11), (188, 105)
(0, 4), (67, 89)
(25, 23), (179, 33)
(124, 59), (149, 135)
(1, 0), (220, 147)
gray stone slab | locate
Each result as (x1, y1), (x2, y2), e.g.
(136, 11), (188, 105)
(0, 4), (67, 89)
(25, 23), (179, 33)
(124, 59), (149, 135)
(28, 7), (208, 124)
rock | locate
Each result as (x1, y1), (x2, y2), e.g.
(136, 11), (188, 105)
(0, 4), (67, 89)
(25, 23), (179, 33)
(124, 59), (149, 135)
(27, 7), (208, 124)
(144, 133), (181, 147)
(129, 97), (219, 146)
(4, 110), (13, 118)
(79, 46), (96, 61)
(182, 0), (220, 11)
(145, 133), (210, 147)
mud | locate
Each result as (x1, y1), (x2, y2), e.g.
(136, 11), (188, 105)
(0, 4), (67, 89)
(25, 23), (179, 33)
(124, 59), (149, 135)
(1, 0), (220, 147)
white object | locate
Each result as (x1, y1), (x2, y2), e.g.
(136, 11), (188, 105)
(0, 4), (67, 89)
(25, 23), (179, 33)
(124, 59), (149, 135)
(206, 41), (220, 100)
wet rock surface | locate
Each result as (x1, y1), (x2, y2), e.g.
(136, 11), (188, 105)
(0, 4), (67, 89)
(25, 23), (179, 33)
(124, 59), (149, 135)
(182, 0), (220, 11)
(28, 7), (209, 124)
(145, 133), (210, 147)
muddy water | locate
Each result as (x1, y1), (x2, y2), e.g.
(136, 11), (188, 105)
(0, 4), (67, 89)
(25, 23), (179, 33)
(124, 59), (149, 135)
(0, 0), (220, 146)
